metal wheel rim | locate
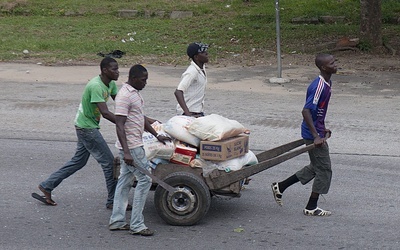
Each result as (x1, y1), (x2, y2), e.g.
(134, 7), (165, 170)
(167, 186), (197, 215)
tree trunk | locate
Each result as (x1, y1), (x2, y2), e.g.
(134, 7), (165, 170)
(360, 0), (382, 49)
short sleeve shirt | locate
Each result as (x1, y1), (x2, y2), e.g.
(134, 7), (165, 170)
(301, 75), (331, 140)
(74, 75), (118, 129)
(115, 83), (145, 149)
(176, 61), (207, 114)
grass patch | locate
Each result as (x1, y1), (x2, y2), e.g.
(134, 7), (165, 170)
(0, 0), (399, 65)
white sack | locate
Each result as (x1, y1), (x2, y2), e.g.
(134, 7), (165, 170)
(164, 116), (200, 147)
(143, 121), (175, 160)
(186, 114), (247, 141)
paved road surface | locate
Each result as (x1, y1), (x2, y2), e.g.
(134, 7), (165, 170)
(0, 62), (399, 249)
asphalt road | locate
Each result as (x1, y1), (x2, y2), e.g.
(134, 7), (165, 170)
(0, 62), (399, 249)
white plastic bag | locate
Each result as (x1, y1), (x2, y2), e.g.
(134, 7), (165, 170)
(163, 116), (200, 147)
(186, 114), (247, 141)
(213, 150), (258, 172)
(190, 158), (220, 177)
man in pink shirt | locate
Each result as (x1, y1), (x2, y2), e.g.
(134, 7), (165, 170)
(109, 64), (170, 236)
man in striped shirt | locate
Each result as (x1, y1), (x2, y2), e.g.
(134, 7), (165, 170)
(271, 54), (337, 216)
(109, 64), (170, 236)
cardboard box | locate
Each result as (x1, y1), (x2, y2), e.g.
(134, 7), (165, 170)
(200, 135), (249, 161)
(170, 145), (197, 166)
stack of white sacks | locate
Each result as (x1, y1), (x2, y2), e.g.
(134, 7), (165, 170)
(143, 114), (258, 175)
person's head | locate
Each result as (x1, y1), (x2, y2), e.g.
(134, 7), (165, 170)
(128, 64), (148, 91)
(100, 57), (119, 81)
(315, 54), (337, 75)
(187, 42), (209, 65)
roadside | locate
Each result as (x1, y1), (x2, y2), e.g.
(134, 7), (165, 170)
(2, 51), (400, 95)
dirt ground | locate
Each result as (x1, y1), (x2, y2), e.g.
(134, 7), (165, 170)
(261, 51), (400, 72)
(5, 49), (400, 79)
(9, 48), (400, 70)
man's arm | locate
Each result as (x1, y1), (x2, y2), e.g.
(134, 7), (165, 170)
(144, 116), (158, 136)
(302, 108), (325, 146)
(145, 116), (159, 125)
(96, 102), (116, 124)
(115, 115), (134, 165)
(174, 89), (191, 116)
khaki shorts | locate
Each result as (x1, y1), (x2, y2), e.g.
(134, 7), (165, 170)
(295, 140), (332, 194)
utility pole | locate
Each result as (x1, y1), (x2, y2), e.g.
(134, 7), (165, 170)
(275, 0), (282, 78)
(269, 0), (290, 84)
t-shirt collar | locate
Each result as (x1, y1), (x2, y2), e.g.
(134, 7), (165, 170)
(124, 82), (139, 92)
(190, 61), (206, 78)
(319, 75), (331, 87)
(191, 60), (205, 71)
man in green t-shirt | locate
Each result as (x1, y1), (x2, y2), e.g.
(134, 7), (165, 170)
(35, 57), (124, 210)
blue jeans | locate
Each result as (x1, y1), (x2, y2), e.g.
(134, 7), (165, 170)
(40, 128), (117, 206)
(109, 147), (152, 232)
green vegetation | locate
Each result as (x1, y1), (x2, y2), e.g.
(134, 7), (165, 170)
(0, 0), (399, 65)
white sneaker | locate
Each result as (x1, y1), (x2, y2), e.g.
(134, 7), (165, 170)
(271, 182), (283, 206)
(303, 207), (331, 216)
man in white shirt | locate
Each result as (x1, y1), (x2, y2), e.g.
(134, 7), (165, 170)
(174, 42), (209, 117)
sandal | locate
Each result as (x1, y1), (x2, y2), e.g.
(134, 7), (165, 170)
(271, 182), (283, 206)
(303, 207), (332, 216)
(35, 185), (57, 206)
(129, 228), (154, 236)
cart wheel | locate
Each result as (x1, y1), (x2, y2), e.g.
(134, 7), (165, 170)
(154, 171), (211, 226)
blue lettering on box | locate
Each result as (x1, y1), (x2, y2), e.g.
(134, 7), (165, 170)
(202, 144), (222, 152)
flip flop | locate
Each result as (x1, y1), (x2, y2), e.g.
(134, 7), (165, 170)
(33, 185), (57, 206)
(31, 193), (57, 206)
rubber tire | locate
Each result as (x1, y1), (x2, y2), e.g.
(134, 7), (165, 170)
(154, 171), (211, 226)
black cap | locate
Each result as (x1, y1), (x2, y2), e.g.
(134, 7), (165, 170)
(187, 42), (208, 59)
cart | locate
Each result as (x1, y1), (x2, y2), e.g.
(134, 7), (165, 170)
(144, 138), (315, 226)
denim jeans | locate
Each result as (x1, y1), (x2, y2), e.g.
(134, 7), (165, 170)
(40, 128), (117, 206)
(109, 147), (152, 232)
